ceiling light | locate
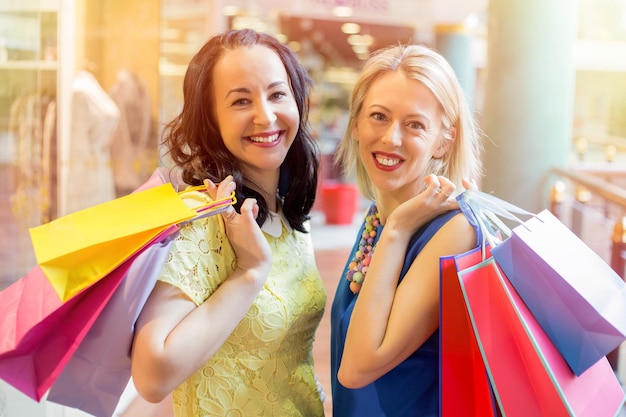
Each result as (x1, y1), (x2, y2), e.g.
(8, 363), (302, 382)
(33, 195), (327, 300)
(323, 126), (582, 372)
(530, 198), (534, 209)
(222, 6), (240, 16)
(352, 44), (369, 54)
(341, 22), (360, 34)
(274, 33), (288, 43)
(288, 41), (302, 52)
(347, 34), (360, 45)
(347, 34), (374, 46)
(360, 34), (374, 46)
(333, 6), (353, 17)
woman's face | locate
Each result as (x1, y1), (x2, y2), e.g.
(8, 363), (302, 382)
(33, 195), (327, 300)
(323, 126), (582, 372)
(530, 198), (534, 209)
(353, 71), (449, 201)
(213, 45), (300, 186)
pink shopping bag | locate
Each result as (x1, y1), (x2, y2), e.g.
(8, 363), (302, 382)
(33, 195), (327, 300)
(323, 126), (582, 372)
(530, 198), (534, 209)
(458, 258), (625, 416)
(0, 263), (126, 401)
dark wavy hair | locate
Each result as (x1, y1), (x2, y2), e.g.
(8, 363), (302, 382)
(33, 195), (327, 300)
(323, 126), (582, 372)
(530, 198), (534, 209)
(162, 29), (319, 233)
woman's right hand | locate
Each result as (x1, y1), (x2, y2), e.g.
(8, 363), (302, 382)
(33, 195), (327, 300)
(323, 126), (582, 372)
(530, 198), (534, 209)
(205, 176), (272, 286)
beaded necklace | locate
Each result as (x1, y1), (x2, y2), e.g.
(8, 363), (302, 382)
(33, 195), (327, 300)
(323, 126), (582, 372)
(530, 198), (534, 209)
(345, 205), (380, 294)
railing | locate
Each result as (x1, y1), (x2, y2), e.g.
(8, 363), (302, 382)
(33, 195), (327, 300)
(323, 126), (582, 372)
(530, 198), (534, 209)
(550, 165), (626, 372)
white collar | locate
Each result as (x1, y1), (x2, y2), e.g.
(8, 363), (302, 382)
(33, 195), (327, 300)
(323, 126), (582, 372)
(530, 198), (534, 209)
(262, 209), (291, 237)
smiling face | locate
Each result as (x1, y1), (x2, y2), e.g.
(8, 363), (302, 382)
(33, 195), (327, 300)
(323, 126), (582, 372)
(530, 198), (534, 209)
(352, 70), (450, 202)
(213, 44), (300, 191)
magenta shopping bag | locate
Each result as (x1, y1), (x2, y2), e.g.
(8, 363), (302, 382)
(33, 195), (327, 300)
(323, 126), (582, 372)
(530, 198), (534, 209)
(46, 232), (177, 417)
(458, 258), (625, 416)
(459, 190), (626, 376)
(0, 261), (127, 400)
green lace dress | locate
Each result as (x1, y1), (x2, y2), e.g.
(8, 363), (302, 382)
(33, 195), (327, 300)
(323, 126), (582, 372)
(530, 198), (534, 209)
(158, 194), (327, 417)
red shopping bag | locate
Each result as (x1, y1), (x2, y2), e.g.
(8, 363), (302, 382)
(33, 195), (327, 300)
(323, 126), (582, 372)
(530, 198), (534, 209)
(458, 258), (625, 416)
(47, 232), (177, 417)
(440, 246), (497, 417)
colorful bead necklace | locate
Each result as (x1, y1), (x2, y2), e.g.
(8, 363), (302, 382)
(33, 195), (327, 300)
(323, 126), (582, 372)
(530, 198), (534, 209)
(345, 205), (380, 294)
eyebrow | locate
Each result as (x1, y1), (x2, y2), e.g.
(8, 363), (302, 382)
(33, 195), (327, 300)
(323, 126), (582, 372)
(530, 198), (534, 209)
(224, 80), (288, 100)
(367, 104), (431, 121)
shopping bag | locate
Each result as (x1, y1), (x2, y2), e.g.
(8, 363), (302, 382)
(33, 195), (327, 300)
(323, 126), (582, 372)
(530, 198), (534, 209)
(0, 258), (130, 400)
(458, 258), (625, 417)
(29, 182), (235, 301)
(47, 232), (177, 417)
(459, 189), (626, 375)
(440, 247), (498, 417)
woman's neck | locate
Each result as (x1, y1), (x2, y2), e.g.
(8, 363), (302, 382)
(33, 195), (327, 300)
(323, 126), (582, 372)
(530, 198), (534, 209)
(245, 170), (280, 212)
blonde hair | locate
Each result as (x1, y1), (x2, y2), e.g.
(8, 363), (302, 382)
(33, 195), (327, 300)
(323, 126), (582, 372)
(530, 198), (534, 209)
(335, 44), (483, 201)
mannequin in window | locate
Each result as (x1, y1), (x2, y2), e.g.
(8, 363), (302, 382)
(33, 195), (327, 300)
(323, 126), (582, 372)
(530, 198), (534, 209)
(108, 70), (157, 197)
(65, 65), (119, 214)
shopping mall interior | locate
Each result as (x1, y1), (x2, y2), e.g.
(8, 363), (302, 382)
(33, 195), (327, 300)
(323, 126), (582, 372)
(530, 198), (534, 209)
(2, 0), (626, 415)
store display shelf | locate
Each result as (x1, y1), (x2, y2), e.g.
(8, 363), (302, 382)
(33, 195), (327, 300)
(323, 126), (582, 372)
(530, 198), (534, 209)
(0, 60), (57, 70)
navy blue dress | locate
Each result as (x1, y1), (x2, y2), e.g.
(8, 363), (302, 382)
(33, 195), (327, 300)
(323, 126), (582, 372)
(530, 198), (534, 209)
(330, 206), (463, 417)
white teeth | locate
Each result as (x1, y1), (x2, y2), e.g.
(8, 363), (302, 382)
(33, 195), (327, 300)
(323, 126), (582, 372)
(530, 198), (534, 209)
(250, 133), (279, 143)
(375, 155), (400, 166)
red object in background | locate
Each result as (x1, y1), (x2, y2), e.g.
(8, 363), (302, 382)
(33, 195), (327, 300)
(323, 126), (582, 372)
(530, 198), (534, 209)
(321, 181), (358, 225)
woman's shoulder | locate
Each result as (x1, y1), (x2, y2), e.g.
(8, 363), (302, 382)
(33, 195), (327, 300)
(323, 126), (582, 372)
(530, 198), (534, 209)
(160, 196), (236, 305)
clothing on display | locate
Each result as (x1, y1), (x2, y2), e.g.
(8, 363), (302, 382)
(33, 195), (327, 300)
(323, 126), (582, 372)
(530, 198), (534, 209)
(108, 70), (158, 197)
(65, 70), (119, 214)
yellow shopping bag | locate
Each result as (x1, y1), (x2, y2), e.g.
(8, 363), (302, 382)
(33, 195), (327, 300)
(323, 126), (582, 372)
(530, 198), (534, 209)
(29, 183), (234, 301)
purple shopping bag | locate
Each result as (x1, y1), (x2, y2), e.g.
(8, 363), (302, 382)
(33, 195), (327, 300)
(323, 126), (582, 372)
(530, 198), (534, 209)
(457, 189), (626, 376)
(491, 209), (626, 376)
(46, 230), (177, 417)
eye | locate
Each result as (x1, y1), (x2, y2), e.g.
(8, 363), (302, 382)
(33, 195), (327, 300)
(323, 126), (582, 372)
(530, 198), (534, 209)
(369, 112), (387, 122)
(407, 120), (426, 130)
(270, 90), (288, 100)
(231, 97), (251, 106)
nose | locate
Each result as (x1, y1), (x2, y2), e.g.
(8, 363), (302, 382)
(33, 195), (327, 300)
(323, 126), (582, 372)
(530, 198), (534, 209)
(253, 99), (277, 125)
(381, 122), (402, 146)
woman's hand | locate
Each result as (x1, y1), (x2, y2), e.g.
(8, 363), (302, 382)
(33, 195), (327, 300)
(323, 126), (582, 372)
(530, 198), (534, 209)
(384, 174), (458, 234)
(462, 177), (479, 191)
(204, 176), (272, 285)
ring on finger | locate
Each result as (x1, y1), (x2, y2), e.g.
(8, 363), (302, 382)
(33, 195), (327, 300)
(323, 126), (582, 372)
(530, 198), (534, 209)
(436, 188), (451, 198)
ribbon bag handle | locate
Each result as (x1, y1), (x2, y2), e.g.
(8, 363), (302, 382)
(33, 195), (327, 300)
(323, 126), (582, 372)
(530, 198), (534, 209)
(178, 185), (237, 222)
(457, 189), (540, 258)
